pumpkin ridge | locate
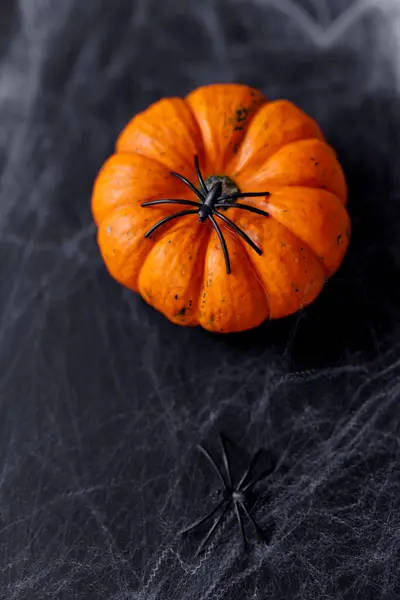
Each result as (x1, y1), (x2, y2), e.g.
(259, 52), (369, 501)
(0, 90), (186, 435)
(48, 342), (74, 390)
(139, 217), (209, 326)
(181, 95), (210, 173)
(228, 194), (335, 276)
(264, 187), (350, 275)
(180, 95), (208, 165)
(92, 151), (201, 227)
(200, 212), (273, 317)
(185, 84), (267, 174)
(227, 98), (270, 161)
(273, 223), (327, 275)
(240, 223), (325, 319)
(232, 134), (326, 179)
(97, 204), (160, 292)
(228, 230), (273, 317)
(250, 138), (347, 205)
(143, 208), (204, 246)
(227, 99), (325, 177)
(241, 135), (327, 167)
(276, 137), (337, 157)
(114, 150), (199, 185)
(194, 227), (213, 324)
(116, 97), (206, 175)
(199, 223), (270, 331)
(239, 233), (272, 318)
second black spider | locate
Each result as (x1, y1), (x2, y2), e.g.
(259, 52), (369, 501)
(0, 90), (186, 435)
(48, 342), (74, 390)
(141, 155), (270, 274)
(179, 434), (273, 556)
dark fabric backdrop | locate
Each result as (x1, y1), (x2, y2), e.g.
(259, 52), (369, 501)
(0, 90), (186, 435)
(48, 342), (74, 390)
(1, 1), (400, 598)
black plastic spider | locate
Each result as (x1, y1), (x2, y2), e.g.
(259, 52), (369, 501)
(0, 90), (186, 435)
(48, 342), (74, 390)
(141, 155), (270, 274)
(179, 434), (273, 556)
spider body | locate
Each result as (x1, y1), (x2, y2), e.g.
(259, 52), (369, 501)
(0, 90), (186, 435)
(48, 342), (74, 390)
(198, 181), (222, 222)
(180, 434), (273, 556)
(232, 490), (248, 503)
(214, 486), (251, 505)
(141, 155), (271, 275)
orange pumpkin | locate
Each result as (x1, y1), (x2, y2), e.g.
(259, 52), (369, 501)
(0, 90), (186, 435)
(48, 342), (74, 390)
(92, 83), (350, 333)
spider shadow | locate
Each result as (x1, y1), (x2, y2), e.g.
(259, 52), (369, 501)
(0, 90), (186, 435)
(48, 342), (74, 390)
(222, 92), (400, 369)
(219, 432), (278, 489)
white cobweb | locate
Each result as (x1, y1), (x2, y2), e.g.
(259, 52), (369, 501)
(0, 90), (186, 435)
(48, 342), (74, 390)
(1, 0), (400, 599)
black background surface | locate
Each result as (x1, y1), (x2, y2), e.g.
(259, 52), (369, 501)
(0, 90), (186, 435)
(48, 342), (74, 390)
(1, 1), (400, 598)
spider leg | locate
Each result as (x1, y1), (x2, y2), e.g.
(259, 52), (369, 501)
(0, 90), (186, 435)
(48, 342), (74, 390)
(214, 203), (270, 218)
(234, 502), (247, 551)
(218, 434), (232, 489)
(195, 500), (232, 556)
(144, 209), (198, 238)
(219, 192), (270, 201)
(237, 449), (263, 490)
(179, 497), (227, 535)
(197, 444), (228, 489)
(240, 502), (265, 542)
(194, 155), (208, 197)
(213, 211), (262, 256)
(242, 464), (274, 492)
(208, 215), (231, 274)
(170, 171), (205, 201)
(141, 199), (201, 208)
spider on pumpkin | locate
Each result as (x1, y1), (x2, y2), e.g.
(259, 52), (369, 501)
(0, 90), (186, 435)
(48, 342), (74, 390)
(179, 434), (274, 556)
(141, 155), (270, 274)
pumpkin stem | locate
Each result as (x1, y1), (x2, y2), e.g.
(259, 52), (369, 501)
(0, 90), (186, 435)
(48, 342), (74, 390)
(204, 174), (240, 199)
